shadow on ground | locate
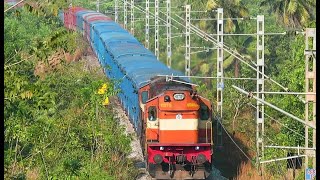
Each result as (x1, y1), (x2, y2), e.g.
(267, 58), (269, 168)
(212, 128), (255, 179)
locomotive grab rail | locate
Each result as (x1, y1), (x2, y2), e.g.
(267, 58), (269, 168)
(206, 121), (213, 145)
(169, 79), (198, 86)
(146, 121), (159, 143)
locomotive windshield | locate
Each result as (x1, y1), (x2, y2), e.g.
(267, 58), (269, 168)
(148, 106), (157, 121)
(141, 91), (148, 104)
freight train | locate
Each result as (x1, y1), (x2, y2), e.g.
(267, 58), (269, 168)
(60, 6), (213, 179)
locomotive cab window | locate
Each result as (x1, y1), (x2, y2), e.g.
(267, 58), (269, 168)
(148, 106), (157, 121)
(199, 103), (209, 120)
(141, 91), (148, 104)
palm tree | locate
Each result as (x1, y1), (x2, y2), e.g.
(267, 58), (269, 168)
(260, 0), (316, 28)
(205, 0), (251, 77)
(206, 0), (249, 32)
(223, 36), (254, 78)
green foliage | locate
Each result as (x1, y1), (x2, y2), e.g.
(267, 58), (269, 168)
(4, 6), (137, 180)
(265, 35), (306, 145)
(4, 0), (315, 179)
(260, 0), (316, 28)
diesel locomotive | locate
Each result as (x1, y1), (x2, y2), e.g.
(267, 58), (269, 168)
(61, 6), (213, 179)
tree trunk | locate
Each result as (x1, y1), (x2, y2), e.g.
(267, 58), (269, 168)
(235, 59), (239, 78)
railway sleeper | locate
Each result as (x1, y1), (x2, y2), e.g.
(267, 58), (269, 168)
(149, 163), (210, 179)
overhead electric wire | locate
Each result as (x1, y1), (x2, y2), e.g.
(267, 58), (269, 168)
(120, 0), (307, 105)
(4, 0), (26, 12)
(216, 119), (253, 163)
(120, 0), (309, 128)
(263, 134), (304, 170)
(215, 119), (269, 176)
(248, 103), (312, 143)
(168, 13), (305, 103)
(125, 1), (180, 30)
(157, 74), (261, 80)
(116, 2), (310, 174)
(233, 85), (315, 129)
(261, 134), (305, 177)
(207, 32), (286, 35)
(156, 8), (268, 71)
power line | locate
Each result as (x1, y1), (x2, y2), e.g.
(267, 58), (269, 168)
(115, 0), (304, 106)
(232, 85), (315, 129)
(168, 13), (306, 104)
(4, 0), (25, 12)
(262, 134), (304, 178)
(264, 145), (316, 150)
(264, 127), (307, 171)
(126, 2), (180, 30)
(251, 92), (316, 95)
(157, 74), (262, 80)
(115, 2), (314, 171)
(216, 118), (253, 163)
(207, 32), (286, 36)
(191, 18), (244, 21)
(249, 103), (308, 173)
(263, 135), (288, 176)
(248, 103), (312, 143)
(216, 118), (267, 176)
(260, 155), (306, 164)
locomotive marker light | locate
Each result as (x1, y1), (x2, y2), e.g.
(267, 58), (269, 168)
(164, 95), (171, 102)
(195, 146), (200, 150)
(173, 93), (185, 100)
(160, 146), (164, 150)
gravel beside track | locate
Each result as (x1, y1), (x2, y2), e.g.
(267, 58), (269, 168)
(111, 97), (152, 180)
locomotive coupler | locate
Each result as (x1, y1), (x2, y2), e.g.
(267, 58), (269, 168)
(175, 154), (186, 165)
(167, 156), (175, 178)
(190, 155), (198, 177)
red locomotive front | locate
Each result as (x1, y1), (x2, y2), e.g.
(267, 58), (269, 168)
(139, 77), (213, 179)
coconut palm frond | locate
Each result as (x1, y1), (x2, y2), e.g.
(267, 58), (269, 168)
(287, 0), (297, 14)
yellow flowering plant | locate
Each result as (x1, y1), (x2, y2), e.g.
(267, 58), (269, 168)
(97, 83), (110, 105)
(97, 83), (108, 95)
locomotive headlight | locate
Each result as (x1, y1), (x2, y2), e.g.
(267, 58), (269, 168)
(153, 154), (163, 164)
(160, 146), (164, 150)
(196, 154), (207, 164)
(195, 146), (200, 150)
(173, 93), (185, 100)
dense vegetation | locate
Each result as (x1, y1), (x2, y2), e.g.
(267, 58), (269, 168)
(4, 5), (137, 180)
(4, 0), (316, 179)
(109, 0), (315, 179)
